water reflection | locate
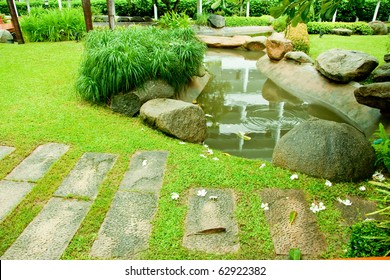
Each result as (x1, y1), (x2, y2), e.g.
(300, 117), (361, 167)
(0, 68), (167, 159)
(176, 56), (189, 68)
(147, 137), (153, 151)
(196, 49), (348, 161)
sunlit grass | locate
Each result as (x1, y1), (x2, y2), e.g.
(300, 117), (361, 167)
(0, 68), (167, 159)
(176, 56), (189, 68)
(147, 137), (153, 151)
(0, 39), (382, 259)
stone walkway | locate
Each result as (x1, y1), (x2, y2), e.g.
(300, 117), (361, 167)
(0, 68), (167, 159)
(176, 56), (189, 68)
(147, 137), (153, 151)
(0, 143), (378, 259)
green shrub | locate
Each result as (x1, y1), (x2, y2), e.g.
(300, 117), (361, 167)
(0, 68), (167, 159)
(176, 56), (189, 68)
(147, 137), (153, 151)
(286, 23), (310, 54)
(372, 123), (390, 173)
(194, 13), (209, 26)
(307, 21), (373, 35)
(225, 16), (271, 27)
(272, 15), (287, 32)
(76, 27), (206, 103)
(20, 7), (85, 42)
(158, 11), (190, 29)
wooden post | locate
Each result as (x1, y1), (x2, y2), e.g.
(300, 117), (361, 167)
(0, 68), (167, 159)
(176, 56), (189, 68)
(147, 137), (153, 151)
(81, 0), (93, 32)
(6, 0), (24, 44)
(106, 0), (115, 30)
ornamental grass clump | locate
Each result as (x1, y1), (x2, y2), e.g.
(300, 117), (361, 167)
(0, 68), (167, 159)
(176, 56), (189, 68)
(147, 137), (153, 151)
(76, 27), (206, 103)
(286, 23), (310, 54)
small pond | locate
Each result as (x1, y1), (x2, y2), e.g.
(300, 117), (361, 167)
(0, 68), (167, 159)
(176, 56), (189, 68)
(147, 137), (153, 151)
(196, 48), (349, 161)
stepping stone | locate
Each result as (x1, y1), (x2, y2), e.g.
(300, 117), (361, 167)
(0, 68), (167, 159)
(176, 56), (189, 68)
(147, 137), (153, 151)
(6, 143), (69, 182)
(0, 180), (34, 222)
(90, 151), (168, 259)
(335, 196), (380, 226)
(0, 146), (15, 161)
(183, 188), (240, 254)
(90, 192), (158, 259)
(1, 197), (91, 259)
(54, 153), (117, 200)
(260, 188), (327, 256)
(119, 151), (168, 194)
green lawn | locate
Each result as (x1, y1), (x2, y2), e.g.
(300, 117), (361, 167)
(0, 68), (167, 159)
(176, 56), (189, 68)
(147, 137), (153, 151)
(0, 35), (386, 260)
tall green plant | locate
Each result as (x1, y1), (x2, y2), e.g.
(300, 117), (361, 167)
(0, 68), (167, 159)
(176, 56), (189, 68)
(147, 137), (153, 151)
(372, 123), (390, 173)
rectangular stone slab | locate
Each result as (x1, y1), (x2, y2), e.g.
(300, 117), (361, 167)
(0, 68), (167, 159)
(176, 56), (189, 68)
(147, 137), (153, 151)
(0, 146), (15, 161)
(119, 151), (168, 194)
(54, 153), (117, 200)
(90, 192), (158, 259)
(0, 180), (34, 221)
(183, 188), (240, 254)
(260, 188), (327, 256)
(1, 197), (91, 260)
(6, 143), (69, 182)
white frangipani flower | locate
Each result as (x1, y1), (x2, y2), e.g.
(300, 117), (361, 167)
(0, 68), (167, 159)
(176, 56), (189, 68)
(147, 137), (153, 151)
(337, 197), (352, 206)
(205, 114), (213, 118)
(359, 186), (366, 191)
(310, 202), (326, 213)
(200, 154), (207, 158)
(373, 171), (385, 182)
(203, 144), (209, 148)
(325, 180), (332, 187)
(260, 163), (266, 169)
(206, 149), (214, 155)
(290, 174), (298, 180)
(142, 160), (148, 167)
(261, 202), (269, 211)
(171, 192), (179, 200)
(179, 141), (186, 145)
(197, 189), (207, 197)
(212, 157), (219, 161)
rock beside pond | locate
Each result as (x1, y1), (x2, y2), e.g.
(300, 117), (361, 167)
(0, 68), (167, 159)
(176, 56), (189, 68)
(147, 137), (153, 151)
(330, 28), (352, 36)
(284, 51), (314, 64)
(140, 98), (207, 143)
(384, 54), (390, 63)
(265, 36), (293, 61)
(110, 93), (141, 117)
(243, 36), (267, 51)
(272, 119), (376, 182)
(372, 63), (390, 83)
(315, 49), (379, 83)
(368, 21), (388, 35)
(354, 82), (390, 114)
(197, 35), (251, 48)
(208, 14), (225, 29)
(133, 79), (175, 105)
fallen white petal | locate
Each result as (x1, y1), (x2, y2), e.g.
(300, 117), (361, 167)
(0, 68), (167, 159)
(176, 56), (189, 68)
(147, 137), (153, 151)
(142, 160), (148, 167)
(260, 163), (266, 169)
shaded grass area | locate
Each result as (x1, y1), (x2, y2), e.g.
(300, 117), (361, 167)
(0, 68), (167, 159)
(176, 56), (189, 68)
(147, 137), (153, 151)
(0, 40), (377, 260)
(309, 34), (389, 64)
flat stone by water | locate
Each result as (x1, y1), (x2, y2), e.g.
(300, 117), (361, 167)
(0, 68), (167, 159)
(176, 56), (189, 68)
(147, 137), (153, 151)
(119, 151), (168, 194)
(1, 197), (91, 260)
(0, 180), (34, 221)
(183, 188), (240, 254)
(0, 146), (15, 161)
(6, 143), (69, 182)
(260, 188), (327, 256)
(90, 192), (158, 259)
(54, 152), (117, 200)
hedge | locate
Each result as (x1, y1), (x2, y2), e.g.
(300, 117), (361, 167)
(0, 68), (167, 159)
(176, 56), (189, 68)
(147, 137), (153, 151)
(307, 21), (374, 35)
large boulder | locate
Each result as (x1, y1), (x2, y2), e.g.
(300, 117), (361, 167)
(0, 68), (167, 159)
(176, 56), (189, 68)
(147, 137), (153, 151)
(272, 119), (376, 182)
(284, 51), (314, 64)
(315, 49), (379, 83)
(134, 79), (175, 104)
(197, 35), (251, 48)
(372, 63), (390, 82)
(368, 21), (388, 35)
(354, 82), (390, 114)
(208, 14), (225, 29)
(0, 29), (13, 43)
(256, 55), (381, 136)
(243, 36), (267, 51)
(384, 54), (390, 63)
(140, 98), (207, 143)
(265, 36), (293, 61)
(110, 93), (141, 117)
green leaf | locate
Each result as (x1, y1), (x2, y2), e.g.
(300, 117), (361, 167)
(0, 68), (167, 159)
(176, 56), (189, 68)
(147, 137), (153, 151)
(289, 210), (298, 225)
(289, 248), (301, 260)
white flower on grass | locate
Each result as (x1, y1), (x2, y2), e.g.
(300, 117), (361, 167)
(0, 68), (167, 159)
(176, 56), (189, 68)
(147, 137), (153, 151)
(142, 160), (148, 167)
(203, 144), (209, 148)
(373, 171), (385, 182)
(197, 189), (207, 197)
(290, 174), (298, 180)
(212, 157), (219, 161)
(206, 149), (214, 155)
(310, 202), (326, 213)
(171, 192), (179, 200)
(200, 154), (207, 158)
(179, 141), (186, 145)
(209, 196), (218, 201)
(261, 202), (269, 211)
(325, 180), (332, 187)
(205, 114), (213, 118)
(359, 186), (366, 191)
(260, 163), (266, 169)
(337, 197), (352, 206)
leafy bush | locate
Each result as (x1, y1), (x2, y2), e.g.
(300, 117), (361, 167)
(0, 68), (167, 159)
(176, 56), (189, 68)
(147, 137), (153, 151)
(307, 21), (373, 35)
(20, 7), (85, 42)
(194, 13), (209, 26)
(158, 11), (190, 29)
(225, 15), (272, 27)
(272, 15), (288, 32)
(286, 23), (310, 54)
(76, 27), (206, 103)
(372, 123), (390, 173)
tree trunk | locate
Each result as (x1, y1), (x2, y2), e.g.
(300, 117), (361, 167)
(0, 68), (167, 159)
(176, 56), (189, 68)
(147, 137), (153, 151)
(372, 0), (381, 21)
(246, 1), (250, 17)
(67, 0), (71, 8)
(197, 0), (202, 16)
(26, 0), (30, 14)
(58, 0), (62, 10)
(106, 0), (115, 30)
(81, 0), (93, 32)
(332, 9), (337, 22)
(6, 0), (24, 44)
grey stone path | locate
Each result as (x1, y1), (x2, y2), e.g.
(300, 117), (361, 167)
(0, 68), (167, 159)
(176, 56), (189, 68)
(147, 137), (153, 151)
(90, 151), (168, 259)
(0, 143), (69, 222)
(0, 146), (15, 161)
(183, 188), (240, 254)
(1, 152), (117, 260)
(260, 188), (327, 256)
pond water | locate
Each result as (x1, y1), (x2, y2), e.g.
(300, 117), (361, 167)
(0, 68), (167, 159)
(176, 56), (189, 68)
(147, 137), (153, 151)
(196, 49), (348, 161)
